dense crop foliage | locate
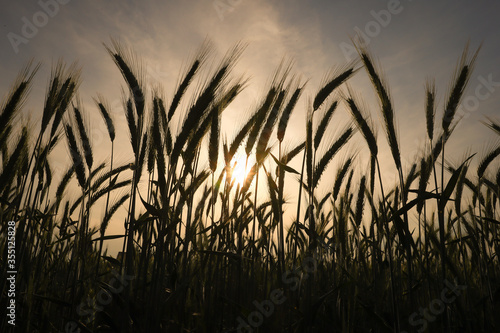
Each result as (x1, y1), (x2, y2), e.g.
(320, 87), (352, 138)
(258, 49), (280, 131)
(1, 41), (499, 332)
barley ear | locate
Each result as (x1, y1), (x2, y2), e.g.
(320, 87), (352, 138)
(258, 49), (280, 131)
(55, 165), (75, 208)
(356, 45), (401, 170)
(95, 95), (115, 142)
(65, 123), (86, 188)
(256, 89), (286, 163)
(482, 117), (500, 136)
(0, 127), (28, 189)
(313, 63), (358, 111)
(332, 156), (353, 202)
(354, 175), (366, 227)
(245, 88), (276, 156)
(0, 61), (39, 139)
(306, 112), (313, 186)
(313, 127), (353, 189)
(478, 145), (500, 179)
(314, 100), (338, 150)
(105, 40), (145, 117)
(125, 98), (138, 155)
(344, 94), (378, 157)
(228, 112), (255, 162)
(168, 42), (211, 120)
(209, 106), (220, 172)
(442, 43), (480, 134)
(425, 79), (436, 142)
(100, 194), (130, 236)
(278, 85), (303, 142)
(73, 103), (93, 170)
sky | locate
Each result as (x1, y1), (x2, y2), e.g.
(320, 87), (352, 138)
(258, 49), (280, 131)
(1, 0), (500, 253)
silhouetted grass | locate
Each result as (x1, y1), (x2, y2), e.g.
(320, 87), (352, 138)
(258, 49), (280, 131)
(0, 41), (498, 333)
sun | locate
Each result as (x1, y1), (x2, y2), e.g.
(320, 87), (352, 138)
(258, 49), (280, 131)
(229, 153), (253, 187)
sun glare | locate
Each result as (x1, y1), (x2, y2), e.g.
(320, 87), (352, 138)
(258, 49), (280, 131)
(229, 153), (253, 187)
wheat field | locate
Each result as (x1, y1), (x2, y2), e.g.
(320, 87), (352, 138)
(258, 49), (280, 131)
(0, 40), (499, 332)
